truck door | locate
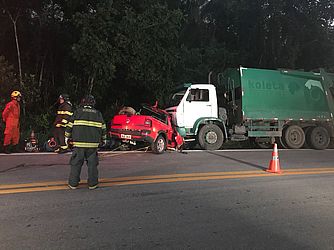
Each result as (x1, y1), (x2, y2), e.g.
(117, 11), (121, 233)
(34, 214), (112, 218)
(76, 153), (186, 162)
(183, 88), (213, 129)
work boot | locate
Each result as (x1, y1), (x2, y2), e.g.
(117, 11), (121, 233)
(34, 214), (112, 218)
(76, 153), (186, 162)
(88, 185), (98, 190)
(68, 184), (78, 190)
(3, 145), (11, 154)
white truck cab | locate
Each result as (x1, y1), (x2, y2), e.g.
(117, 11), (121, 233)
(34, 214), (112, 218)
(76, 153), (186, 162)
(166, 83), (226, 150)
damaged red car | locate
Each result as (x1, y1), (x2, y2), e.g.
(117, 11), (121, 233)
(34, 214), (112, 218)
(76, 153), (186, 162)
(109, 104), (183, 154)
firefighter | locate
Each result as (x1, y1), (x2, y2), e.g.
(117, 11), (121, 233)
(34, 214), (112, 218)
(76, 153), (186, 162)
(53, 94), (73, 153)
(65, 95), (106, 190)
(2, 91), (22, 154)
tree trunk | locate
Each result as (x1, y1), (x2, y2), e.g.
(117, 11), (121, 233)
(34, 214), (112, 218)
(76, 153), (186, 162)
(7, 10), (24, 89)
(88, 76), (95, 94)
(38, 55), (46, 88)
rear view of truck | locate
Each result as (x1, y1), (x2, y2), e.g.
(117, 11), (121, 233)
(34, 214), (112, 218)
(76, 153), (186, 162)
(221, 67), (334, 149)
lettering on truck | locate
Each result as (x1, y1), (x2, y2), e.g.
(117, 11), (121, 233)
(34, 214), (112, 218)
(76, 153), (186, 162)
(248, 80), (284, 90)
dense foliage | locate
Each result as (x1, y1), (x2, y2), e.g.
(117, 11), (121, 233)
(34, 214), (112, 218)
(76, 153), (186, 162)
(1, 0), (334, 137)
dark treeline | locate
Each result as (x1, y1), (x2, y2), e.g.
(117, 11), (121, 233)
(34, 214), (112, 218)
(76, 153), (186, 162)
(1, 0), (334, 135)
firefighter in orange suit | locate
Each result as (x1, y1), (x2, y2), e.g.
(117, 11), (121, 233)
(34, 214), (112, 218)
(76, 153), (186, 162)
(2, 91), (22, 154)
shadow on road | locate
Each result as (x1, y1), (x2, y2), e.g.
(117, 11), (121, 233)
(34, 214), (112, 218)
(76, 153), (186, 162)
(206, 151), (267, 171)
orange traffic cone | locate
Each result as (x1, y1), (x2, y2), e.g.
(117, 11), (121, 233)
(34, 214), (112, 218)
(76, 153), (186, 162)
(266, 143), (282, 174)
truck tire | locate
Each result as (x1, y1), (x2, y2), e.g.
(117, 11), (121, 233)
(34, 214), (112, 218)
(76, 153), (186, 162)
(198, 124), (224, 150)
(306, 126), (330, 150)
(151, 135), (166, 154)
(303, 127), (313, 149)
(276, 136), (287, 149)
(283, 125), (305, 149)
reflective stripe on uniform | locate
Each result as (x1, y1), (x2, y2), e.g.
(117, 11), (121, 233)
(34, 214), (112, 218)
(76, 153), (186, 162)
(67, 122), (73, 128)
(73, 142), (99, 148)
(56, 124), (67, 128)
(65, 132), (71, 137)
(57, 111), (73, 115)
(61, 119), (68, 124)
(73, 120), (103, 128)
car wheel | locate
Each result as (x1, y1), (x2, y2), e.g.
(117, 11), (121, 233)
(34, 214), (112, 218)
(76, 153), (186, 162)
(152, 135), (166, 154)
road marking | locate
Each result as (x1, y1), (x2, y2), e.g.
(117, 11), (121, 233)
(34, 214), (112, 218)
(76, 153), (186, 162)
(0, 168), (334, 195)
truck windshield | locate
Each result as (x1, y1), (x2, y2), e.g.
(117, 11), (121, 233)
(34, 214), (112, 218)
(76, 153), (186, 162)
(168, 90), (187, 107)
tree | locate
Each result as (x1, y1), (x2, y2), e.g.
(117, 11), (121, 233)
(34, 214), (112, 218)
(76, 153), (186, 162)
(72, 0), (183, 107)
(1, 0), (24, 88)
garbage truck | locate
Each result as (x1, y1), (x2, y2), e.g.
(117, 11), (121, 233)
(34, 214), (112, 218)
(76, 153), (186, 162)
(165, 67), (334, 150)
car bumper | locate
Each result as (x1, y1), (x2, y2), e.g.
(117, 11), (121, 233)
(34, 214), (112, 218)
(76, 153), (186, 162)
(109, 129), (154, 144)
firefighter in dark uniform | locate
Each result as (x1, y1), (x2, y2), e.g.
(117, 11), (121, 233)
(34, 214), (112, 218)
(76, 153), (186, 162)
(53, 94), (73, 153)
(65, 95), (106, 190)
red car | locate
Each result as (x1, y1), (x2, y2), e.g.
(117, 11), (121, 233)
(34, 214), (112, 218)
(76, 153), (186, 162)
(109, 104), (183, 154)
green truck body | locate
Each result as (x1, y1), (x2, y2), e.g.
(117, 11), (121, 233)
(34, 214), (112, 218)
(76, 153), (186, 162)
(223, 67), (333, 120)
(220, 67), (334, 149)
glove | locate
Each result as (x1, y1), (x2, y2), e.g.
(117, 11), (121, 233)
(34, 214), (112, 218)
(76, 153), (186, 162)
(65, 137), (69, 146)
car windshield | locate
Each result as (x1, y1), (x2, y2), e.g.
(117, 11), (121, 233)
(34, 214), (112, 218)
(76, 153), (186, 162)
(140, 105), (168, 124)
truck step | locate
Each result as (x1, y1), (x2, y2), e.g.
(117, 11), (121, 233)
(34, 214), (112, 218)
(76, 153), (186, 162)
(231, 134), (248, 142)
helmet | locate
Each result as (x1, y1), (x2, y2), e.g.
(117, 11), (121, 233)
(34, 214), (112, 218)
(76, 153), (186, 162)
(59, 93), (70, 101)
(80, 94), (96, 106)
(11, 91), (22, 98)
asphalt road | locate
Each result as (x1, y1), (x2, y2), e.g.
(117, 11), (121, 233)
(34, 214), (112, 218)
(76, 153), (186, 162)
(0, 149), (333, 249)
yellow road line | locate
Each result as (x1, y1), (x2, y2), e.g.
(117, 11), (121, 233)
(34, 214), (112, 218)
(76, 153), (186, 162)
(0, 168), (334, 195)
(1, 168), (334, 190)
(100, 170), (334, 187)
(0, 185), (68, 194)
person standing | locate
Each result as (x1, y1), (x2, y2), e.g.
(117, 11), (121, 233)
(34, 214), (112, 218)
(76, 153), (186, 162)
(65, 95), (106, 190)
(2, 91), (22, 154)
(53, 94), (73, 153)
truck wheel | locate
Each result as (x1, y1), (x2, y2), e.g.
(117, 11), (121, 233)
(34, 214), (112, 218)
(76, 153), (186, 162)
(276, 136), (287, 149)
(283, 125), (305, 149)
(306, 126), (330, 150)
(303, 127), (313, 149)
(151, 135), (166, 154)
(198, 124), (224, 150)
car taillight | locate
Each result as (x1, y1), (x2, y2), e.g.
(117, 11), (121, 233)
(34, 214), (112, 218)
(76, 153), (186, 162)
(144, 119), (152, 127)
